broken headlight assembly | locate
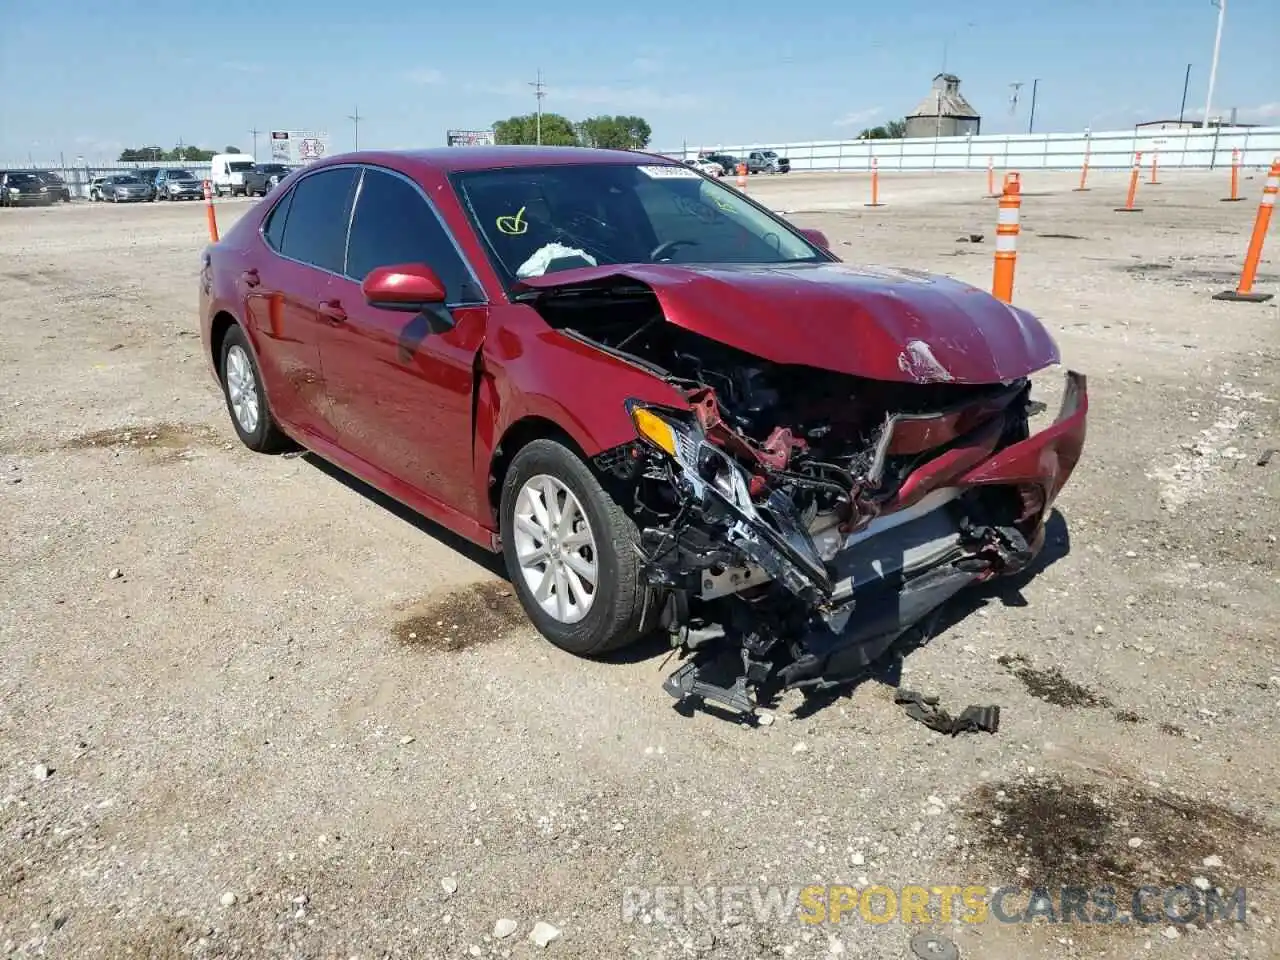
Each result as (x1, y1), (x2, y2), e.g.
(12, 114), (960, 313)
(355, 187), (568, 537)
(626, 401), (831, 601)
(629, 402), (754, 510)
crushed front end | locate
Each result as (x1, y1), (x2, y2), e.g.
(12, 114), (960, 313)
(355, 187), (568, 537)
(595, 366), (1087, 714)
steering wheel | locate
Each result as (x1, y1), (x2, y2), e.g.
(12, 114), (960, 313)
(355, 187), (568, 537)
(650, 239), (699, 262)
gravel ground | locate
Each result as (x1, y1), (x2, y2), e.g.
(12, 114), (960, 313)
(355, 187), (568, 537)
(1, 170), (1278, 960)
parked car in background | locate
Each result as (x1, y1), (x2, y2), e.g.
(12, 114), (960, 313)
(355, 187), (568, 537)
(702, 152), (741, 175)
(0, 171), (53, 206)
(685, 157), (723, 176)
(34, 170), (72, 201)
(99, 174), (155, 202)
(242, 163), (291, 197)
(199, 146), (1086, 716)
(209, 153), (256, 196)
(154, 168), (204, 200)
(748, 150), (790, 174)
(88, 176), (107, 201)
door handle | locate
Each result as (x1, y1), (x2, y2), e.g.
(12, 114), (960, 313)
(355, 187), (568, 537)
(317, 299), (347, 324)
(240, 268), (260, 288)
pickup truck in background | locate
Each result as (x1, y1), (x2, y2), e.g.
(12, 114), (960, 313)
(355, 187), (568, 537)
(747, 150), (790, 174)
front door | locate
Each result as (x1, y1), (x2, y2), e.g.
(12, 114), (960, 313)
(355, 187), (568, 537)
(317, 166), (489, 519)
(246, 165), (358, 441)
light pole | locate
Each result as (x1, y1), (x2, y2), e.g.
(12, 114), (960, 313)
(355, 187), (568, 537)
(529, 69), (546, 145)
(1179, 63), (1193, 124)
(1027, 78), (1041, 134)
(347, 107), (363, 150)
(1202, 0), (1226, 128)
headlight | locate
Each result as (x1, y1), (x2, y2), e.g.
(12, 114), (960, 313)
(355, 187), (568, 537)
(631, 406), (680, 458)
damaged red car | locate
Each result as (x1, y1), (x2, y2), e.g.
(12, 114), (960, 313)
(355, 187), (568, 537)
(200, 147), (1087, 713)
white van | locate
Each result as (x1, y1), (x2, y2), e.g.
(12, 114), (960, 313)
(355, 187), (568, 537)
(209, 153), (256, 197)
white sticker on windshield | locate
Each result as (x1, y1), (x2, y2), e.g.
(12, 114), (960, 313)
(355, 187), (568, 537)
(637, 164), (700, 179)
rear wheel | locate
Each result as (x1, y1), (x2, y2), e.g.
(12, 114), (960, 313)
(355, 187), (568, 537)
(219, 325), (288, 453)
(500, 439), (652, 656)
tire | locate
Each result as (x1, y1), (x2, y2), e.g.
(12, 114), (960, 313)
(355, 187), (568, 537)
(219, 324), (288, 453)
(500, 438), (652, 657)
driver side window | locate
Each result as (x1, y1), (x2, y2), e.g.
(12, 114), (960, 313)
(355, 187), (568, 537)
(345, 167), (482, 304)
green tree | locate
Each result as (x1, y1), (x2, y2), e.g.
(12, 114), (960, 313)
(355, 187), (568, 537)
(493, 113), (577, 146)
(119, 146), (165, 161)
(224, 145), (242, 154)
(858, 118), (908, 140)
(576, 115), (652, 150)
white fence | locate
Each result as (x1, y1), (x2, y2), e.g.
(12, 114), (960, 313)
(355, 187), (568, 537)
(664, 126), (1280, 173)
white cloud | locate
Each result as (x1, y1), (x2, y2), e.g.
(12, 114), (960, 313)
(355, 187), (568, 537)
(404, 68), (444, 85)
(468, 78), (700, 111)
(833, 107), (882, 128)
(1242, 101), (1280, 120)
(554, 85), (701, 110)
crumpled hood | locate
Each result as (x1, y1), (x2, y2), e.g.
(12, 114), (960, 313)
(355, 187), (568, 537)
(514, 261), (1060, 384)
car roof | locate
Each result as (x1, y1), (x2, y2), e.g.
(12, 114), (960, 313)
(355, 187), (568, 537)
(310, 145), (678, 176)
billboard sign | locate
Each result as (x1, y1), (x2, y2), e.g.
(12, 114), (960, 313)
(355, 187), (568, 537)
(270, 130), (330, 164)
(447, 129), (496, 147)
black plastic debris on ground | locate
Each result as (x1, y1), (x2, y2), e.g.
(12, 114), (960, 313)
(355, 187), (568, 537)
(895, 688), (1000, 736)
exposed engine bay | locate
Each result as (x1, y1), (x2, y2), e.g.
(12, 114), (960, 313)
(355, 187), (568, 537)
(526, 280), (1086, 714)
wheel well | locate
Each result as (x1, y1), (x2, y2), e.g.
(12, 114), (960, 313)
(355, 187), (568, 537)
(487, 417), (588, 516)
(209, 311), (239, 378)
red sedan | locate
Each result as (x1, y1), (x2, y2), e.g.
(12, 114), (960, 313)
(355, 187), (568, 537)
(200, 147), (1086, 714)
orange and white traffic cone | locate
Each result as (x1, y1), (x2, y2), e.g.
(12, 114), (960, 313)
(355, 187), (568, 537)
(1115, 151), (1143, 213)
(865, 157), (885, 208)
(1148, 150), (1161, 185)
(1213, 157), (1280, 303)
(1221, 148), (1243, 202)
(992, 173), (1021, 304)
(203, 179), (219, 242)
(1073, 142), (1091, 192)
(736, 162), (747, 190)
(985, 157), (1001, 198)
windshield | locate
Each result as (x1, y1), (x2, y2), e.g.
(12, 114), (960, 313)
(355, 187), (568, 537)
(114, 176), (141, 184)
(9, 173), (40, 184)
(452, 162), (821, 282)
(169, 170), (196, 180)
(38, 172), (64, 182)
(228, 161), (254, 172)
(257, 164), (287, 173)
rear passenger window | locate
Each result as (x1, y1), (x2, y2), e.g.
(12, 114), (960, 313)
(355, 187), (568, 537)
(262, 188), (293, 251)
(345, 168), (482, 303)
(278, 167), (358, 273)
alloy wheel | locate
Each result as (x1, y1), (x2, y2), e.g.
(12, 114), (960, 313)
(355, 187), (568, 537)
(512, 474), (598, 624)
(224, 344), (260, 435)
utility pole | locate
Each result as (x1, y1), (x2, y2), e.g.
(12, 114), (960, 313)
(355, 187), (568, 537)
(529, 70), (546, 145)
(347, 106), (363, 151)
(1178, 64), (1193, 123)
(1027, 78), (1040, 134)
(249, 128), (262, 161)
(1203, 0), (1226, 129)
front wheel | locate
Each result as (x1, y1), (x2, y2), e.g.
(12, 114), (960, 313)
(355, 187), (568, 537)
(500, 439), (653, 657)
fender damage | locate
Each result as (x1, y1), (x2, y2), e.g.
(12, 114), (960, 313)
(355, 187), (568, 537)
(514, 264), (1088, 713)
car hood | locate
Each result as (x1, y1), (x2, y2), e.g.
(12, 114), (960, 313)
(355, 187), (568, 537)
(513, 261), (1060, 385)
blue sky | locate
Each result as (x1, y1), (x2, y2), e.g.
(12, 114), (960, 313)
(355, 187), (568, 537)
(1, 0), (1276, 163)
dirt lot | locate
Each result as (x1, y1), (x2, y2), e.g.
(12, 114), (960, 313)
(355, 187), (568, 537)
(2, 169), (1278, 960)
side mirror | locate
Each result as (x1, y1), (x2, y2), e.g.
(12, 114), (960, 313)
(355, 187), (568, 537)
(362, 263), (448, 312)
(798, 227), (831, 250)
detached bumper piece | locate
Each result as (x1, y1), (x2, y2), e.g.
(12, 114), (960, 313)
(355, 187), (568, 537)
(643, 371), (1088, 717)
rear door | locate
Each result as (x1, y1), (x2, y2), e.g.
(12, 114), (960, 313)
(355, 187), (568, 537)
(244, 165), (357, 440)
(317, 165), (489, 517)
